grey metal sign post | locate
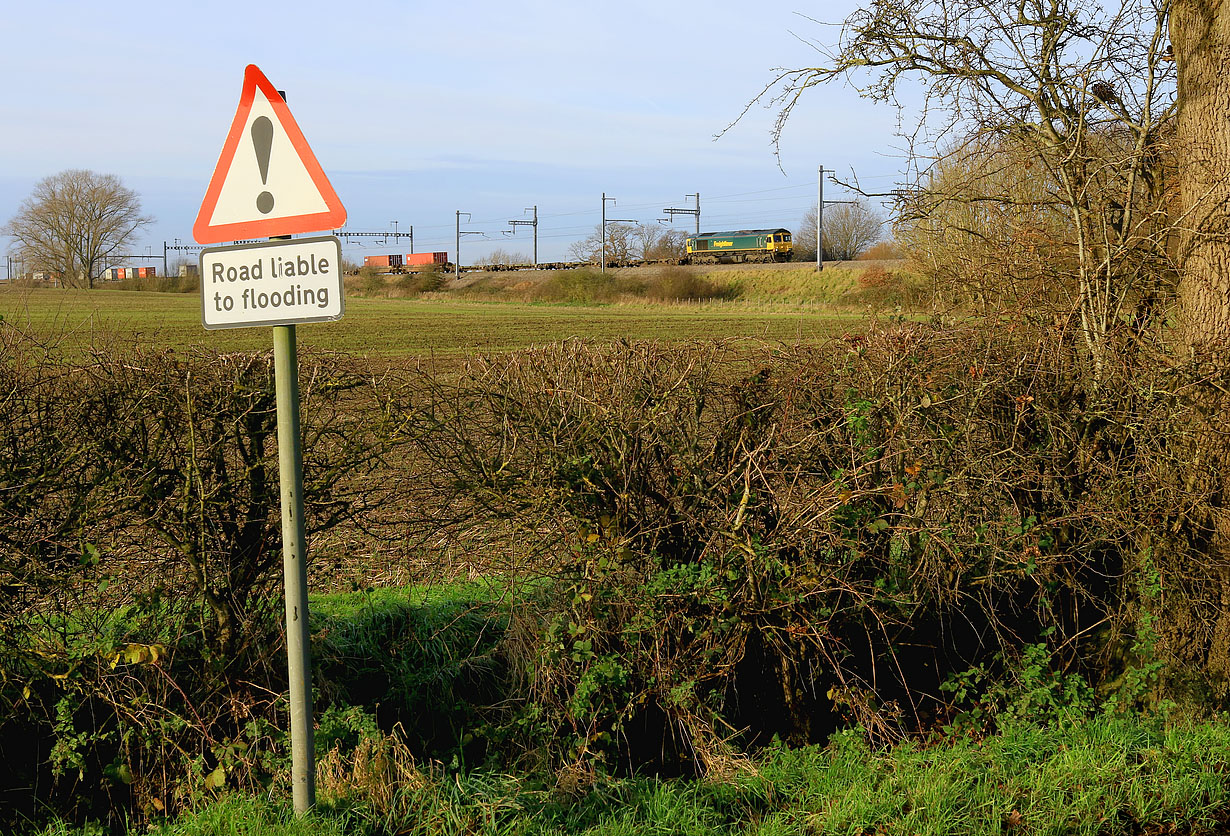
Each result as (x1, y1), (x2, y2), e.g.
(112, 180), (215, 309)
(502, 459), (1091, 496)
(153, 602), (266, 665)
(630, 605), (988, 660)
(274, 318), (314, 811)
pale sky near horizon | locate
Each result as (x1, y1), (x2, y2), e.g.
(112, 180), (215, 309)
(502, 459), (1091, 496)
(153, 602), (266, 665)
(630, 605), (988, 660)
(0, 0), (916, 268)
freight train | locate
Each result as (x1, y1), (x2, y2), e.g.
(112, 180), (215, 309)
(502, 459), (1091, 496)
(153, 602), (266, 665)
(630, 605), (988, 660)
(357, 226), (794, 274)
(101, 266), (158, 281)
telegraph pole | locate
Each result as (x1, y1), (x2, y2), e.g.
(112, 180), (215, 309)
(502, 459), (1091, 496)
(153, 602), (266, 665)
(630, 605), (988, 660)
(664, 192), (700, 235)
(508, 206), (538, 266)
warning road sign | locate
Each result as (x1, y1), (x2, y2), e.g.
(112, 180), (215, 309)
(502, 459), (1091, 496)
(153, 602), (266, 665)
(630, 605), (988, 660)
(193, 65), (346, 244)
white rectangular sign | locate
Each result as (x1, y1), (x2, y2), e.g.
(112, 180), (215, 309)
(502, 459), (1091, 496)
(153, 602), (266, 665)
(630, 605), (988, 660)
(200, 235), (344, 330)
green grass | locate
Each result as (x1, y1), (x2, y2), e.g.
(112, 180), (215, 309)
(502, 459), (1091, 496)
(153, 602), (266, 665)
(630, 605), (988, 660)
(24, 796), (360, 836)
(308, 580), (509, 622)
(147, 796), (359, 835)
(0, 286), (864, 358)
(365, 263), (873, 309)
(310, 579), (512, 763)
(715, 264), (866, 305)
(31, 713), (1230, 835)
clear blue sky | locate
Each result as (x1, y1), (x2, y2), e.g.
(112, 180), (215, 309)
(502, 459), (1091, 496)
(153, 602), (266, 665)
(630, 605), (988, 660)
(0, 0), (912, 268)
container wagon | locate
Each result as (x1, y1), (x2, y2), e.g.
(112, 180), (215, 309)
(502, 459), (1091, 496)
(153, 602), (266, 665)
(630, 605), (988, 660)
(405, 252), (449, 271)
(362, 253), (450, 273)
(364, 254), (404, 269)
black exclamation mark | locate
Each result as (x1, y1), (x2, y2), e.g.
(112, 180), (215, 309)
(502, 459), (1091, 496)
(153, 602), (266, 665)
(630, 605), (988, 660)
(252, 116), (275, 214)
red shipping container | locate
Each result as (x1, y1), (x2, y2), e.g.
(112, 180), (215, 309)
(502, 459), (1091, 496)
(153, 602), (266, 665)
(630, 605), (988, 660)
(118, 268), (127, 280)
(364, 254), (403, 268)
(405, 252), (448, 266)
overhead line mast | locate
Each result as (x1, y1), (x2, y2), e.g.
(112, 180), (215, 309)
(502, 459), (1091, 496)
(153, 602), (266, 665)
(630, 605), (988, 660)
(816, 165), (854, 272)
(455, 211), (484, 278)
(507, 206), (538, 266)
(601, 193), (636, 274)
(332, 228), (414, 252)
(663, 192), (700, 235)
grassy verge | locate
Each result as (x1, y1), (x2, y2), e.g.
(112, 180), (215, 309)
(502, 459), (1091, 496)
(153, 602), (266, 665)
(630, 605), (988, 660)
(35, 712), (1230, 835)
(408, 262), (914, 309)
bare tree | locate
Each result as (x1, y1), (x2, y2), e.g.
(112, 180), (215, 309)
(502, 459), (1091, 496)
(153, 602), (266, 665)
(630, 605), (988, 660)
(736, 0), (1177, 379)
(633, 225), (687, 261)
(828, 199), (885, 261)
(795, 206), (819, 263)
(476, 248), (532, 267)
(796, 199), (884, 262)
(568, 224), (687, 263)
(4, 170), (152, 289)
(568, 222), (639, 264)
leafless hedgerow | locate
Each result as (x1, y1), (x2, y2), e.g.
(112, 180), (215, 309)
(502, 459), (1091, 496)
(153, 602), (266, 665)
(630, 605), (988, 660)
(0, 332), (401, 825)
(396, 326), (1221, 771)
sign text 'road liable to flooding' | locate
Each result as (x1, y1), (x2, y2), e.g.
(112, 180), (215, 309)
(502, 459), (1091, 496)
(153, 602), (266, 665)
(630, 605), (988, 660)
(199, 236), (344, 330)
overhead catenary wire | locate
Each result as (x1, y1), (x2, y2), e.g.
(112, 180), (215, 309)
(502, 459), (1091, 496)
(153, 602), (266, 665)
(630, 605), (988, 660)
(297, 172), (875, 262)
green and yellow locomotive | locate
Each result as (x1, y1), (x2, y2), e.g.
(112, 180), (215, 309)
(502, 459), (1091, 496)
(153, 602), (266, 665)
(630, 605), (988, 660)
(684, 228), (793, 264)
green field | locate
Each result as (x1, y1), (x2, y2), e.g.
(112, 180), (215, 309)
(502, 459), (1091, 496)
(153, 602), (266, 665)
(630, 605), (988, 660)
(0, 286), (865, 357)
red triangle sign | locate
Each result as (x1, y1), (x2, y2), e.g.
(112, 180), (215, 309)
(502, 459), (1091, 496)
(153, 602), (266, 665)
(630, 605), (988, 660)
(193, 65), (347, 244)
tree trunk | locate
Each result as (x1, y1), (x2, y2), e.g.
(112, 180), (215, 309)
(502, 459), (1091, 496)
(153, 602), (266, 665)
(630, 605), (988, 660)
(1172, 0), (1230, 693)
(1174, 0), (1230, 351)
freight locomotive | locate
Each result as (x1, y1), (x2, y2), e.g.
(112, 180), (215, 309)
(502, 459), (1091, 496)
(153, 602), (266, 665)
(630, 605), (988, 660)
(684, 228), (794, 264)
